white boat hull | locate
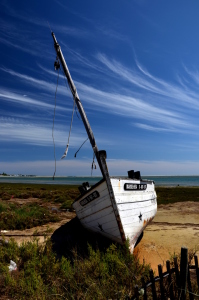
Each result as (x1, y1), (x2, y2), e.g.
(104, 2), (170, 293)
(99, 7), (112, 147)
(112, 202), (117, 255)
(72, 177), (157, 251)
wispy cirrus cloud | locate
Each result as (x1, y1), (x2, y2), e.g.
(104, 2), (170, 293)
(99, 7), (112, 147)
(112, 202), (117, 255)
(97, 53), (199, 110)
(0, 1), (91, 42)
(96, 53), (163, 93)
(135, 123), (193, 134)
(77, 82), (183, 124)
(0, 116), (85, 147)
(40, 63), (185, 130)
(60, 42), (105, 73)
(0, 16), (49, 57)
(1, 64), (196, 134)
(0, 67), (73, 103)
(0, 88), (56, 110)
(2, 47), (199, 136)
(91, 53), (199, 132)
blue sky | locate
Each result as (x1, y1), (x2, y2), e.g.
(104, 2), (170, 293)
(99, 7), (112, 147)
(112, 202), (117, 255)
(1, 0), (199, 176)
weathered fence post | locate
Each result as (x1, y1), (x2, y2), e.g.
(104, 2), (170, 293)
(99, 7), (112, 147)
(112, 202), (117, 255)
(166, 260), (174, 300)
(187, 265), (194, 300)
(158, 264), (165, 299)
(180, 247), (188, 300)
(174, 256), (180, 298)
(194, 255), (199, 290)
(149, 269), (157, 300)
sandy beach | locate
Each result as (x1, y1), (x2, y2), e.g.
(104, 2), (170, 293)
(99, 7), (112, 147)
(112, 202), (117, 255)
(135, 201), (199, 273)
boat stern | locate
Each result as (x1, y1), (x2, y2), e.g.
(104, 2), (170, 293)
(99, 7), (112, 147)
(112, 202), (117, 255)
(110, 172), (157, 251)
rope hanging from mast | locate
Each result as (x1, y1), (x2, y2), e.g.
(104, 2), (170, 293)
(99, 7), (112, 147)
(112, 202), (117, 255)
(53, 54), (76, 161)
(74, 137), (89, 158)
(91, 152), (97, 176)
(52, 62), (60, 180)
(53, 56), (88, 163)
(61, 97), (75, 159)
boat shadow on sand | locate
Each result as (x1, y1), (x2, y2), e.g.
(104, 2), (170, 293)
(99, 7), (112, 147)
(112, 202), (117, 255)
(51, 217), (115, 260)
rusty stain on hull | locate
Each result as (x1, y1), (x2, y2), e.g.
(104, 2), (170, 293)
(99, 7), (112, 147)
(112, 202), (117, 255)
(143, 217), (153, 227)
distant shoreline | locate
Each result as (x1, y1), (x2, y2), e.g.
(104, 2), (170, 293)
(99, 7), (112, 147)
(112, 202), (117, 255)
(1, 175), (199, 187)
(1, 175), (199, 177)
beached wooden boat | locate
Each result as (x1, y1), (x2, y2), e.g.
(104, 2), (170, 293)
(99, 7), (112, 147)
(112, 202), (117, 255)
(52, 32), (157, 251)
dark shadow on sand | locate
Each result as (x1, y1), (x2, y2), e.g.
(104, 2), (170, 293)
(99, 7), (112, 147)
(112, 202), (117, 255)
(51, 217), (115, 259)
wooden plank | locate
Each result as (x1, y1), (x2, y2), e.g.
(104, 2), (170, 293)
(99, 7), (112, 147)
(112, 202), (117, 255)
(174, 256), (180, 299)
(80, 205), (114, 224)
(194, 255), (199, 290)
(74, 183), (110, 216)
(187, 265), (194, 300)
(158, 264), (166, 300)
(166, 260), (174, 300)
(180, 247), (188, 300)
(149, 269), (157, 300)
(117, 202), (155, 215)
(80, 204), (122, 242)
(119, 210), (156, 226)
(115, 193), (155, 204)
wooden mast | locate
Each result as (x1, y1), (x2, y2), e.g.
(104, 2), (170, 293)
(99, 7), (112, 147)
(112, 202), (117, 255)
(51, 32), (126, 241)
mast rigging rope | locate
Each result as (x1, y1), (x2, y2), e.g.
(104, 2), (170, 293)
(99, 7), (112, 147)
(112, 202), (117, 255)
(52, 56), (96, 175)
(52, 67), (60, 180)
(61, 97), (75, 159)
(74, 137), (89, 158)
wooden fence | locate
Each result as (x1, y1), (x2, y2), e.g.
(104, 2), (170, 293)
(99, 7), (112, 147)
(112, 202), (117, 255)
(132, 247), (199, 300)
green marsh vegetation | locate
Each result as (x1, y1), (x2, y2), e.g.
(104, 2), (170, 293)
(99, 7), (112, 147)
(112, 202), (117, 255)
(156, 186), (199, 204)
(0, 183), (199, 299)
(0, 183), (80, 230)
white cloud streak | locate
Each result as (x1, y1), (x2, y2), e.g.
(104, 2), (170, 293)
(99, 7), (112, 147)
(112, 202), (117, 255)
(97, 53), (199, 110)
(2, 35), (199, 138)
(2, 62), (199, 135)
(77, 82), (192, 130)
(1, 68), (61, 94)
(0, 89), (55, 110)
(0, 117), (85, 147)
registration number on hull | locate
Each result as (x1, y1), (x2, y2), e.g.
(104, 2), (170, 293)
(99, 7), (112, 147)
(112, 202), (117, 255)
(124, 183), (147, 190)
(80, 191), (100, 206)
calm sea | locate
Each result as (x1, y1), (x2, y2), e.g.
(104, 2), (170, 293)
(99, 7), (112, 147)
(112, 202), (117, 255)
(0, 175), (199, 187)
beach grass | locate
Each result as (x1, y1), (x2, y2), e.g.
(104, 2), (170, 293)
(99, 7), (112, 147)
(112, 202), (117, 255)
(0, 237), (151, 299)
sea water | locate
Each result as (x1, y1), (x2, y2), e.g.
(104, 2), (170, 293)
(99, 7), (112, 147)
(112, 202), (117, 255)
(0, 175), (199, 186)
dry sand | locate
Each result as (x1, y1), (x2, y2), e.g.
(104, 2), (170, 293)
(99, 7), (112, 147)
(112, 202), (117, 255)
(1, 201), (199, 273)
(135, 201), (199, 273)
